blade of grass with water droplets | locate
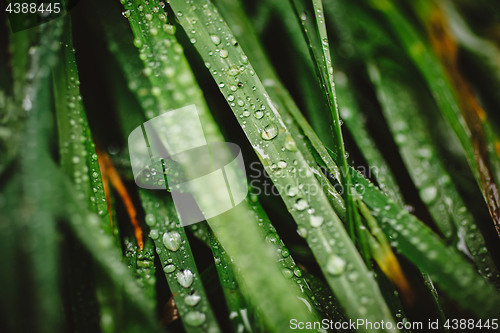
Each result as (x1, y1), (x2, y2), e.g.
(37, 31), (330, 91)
(1, 18), (66, 333)
(52, 19), (106, 332)
(96, 1), (316, 330)
(168, 0), (397, 329)
(105, 44), (220, 331)
(209, 231), (263, 333)
(370, 0), (500, 241)
(348, 165), (500, 318)
(293, 0), (357, 240)
(141, 190), (220, 332)
(213, 0), (405, 324)
(367, 59), (499, 285)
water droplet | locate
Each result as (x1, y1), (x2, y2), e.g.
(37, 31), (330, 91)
(149, 229), (159, 239)
(184, 311), (206, 327)
(163, 24), (176, 35)
(210, 34), (221, 45)
(145, 213), (156, 226)
(176, 269), (194, 288)
(277, 160), (287, 168)
(72, 156), (80, 164)
(261, 124), (278, 140)
(133, 38), (142, 48)
(310, 215), (324, 228)
(163, 231), (181, 251)
(284, 134), (297, 151)
(254, 110), (264, 119)
(185, 293), (201, 306)
(282, 268), (294, 278)
(163, 264), (176, 273)
(420, 186), (437, 204)
(294, 198), (308, 211)
(287, 186), (299, 197)
(220, 49), (228, 58)
(151, 86), (161, 96)
(297, 227), (308, 238)
(293, 268), (302, 277)
(326, 254), (345, 275)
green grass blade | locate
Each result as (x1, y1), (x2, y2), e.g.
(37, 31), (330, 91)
(3, 19), (66, 333)
(52, 18), (103, 333)
(140, 190), (220, 332)
(370, 0), (500, 239)
(106, 41), (220, 331)
(96, 1), (317, 330)
(305, 0), (357, 240)
(348, 165), (500, 318)
(167, 0), (397, 329)
(209, 232), (263, 333)
(367, 59), (498, 284)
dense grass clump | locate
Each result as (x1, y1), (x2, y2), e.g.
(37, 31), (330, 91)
(2, 1), (500, 332)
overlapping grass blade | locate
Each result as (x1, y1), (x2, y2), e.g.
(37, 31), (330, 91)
(209, 232), (263, 333)
(295, 0), (357, 239)
(0, 18), (66, 333)
(107, 39), (220, 331)
(52, 19), (104, 332)
(367, 59), (498, 284)
(96, 0), (317, 331)
(370, 0), (500, 240)
(168, 0), (396, 329)
(229, 0), (500, 318)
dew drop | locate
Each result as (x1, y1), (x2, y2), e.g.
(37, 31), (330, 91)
(184, 311), (206, 327)
(163, 231), (181, 251)
(277, 160), (287, 168)
(163, 264), (176, 273)
(176, 269), (194, 288)
(309, 215), (324, 228)
(420, 186), (437, 204)
(282, 268), (294, 278)
(326, 254), (346, 276)
(210, 34), (221, 45)
(145, 213), (156, 226)
(261, 124), (278, 140)
(149, 229), (159, 239)
(287, 186), (299, 197)
(163, 24), (176, 35)
(133, 38), (143, 48)
(294, 198), (308, 211)
(284, 134), (297, 151)
(297, 227), (308, 238)
(254, 110), (264, 119)
(185, 293), (201, 306)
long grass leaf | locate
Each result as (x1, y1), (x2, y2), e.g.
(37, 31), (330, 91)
(168, 0), (397, 329)
(370, 0), (500, 240)
(96, 1), (316, 330)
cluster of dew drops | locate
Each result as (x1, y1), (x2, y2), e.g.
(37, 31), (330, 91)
(144, 210), (209, 328)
